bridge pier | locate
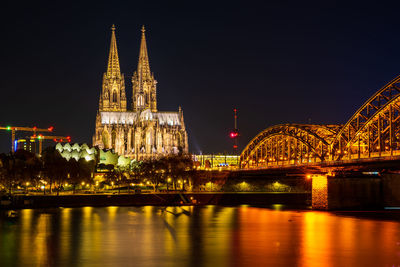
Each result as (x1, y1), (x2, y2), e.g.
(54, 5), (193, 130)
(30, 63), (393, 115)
(382, 173), (400, 207)
(311, 174), (381, 210)
(311, 175), (328, 209)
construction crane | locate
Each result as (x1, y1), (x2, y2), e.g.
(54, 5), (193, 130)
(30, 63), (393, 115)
(0, 126), (54, 152)
(30, 134), (71, 154)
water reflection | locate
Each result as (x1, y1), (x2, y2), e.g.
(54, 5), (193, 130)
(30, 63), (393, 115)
(0, 206), (399, 266)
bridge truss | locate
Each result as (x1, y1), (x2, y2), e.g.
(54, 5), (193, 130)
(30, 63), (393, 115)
(241, 75), (400, 169)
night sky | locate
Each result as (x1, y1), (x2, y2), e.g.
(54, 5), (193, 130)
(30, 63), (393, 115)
(1, 1), (400, 154)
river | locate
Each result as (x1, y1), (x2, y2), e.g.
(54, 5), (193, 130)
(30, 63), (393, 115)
(0, 206), (399, 266)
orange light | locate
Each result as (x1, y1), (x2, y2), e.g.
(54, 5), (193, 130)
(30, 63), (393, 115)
(48, 126), (54, 132)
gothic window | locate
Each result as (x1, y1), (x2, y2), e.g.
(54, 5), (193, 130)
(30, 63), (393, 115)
(131, 131), (135, 149)
(102, 131), (110, 149)
(111, 130), (116, 149)
(138, 95), (144, 106)
(124, 131), (128, 152)
(112, 90), (117, 103)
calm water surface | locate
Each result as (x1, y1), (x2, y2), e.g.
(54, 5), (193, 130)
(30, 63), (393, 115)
(0, 206), (400, 266)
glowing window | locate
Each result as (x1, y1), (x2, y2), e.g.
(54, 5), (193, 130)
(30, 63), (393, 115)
(112, 90), (117, 103)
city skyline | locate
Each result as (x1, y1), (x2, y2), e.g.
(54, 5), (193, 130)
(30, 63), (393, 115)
(2, 2), (400, 154)
(2, 3), (400, 266)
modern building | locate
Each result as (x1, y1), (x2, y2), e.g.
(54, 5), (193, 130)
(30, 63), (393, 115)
(16, 138), (37, 153)
(55, 143), (131, 168)
(193, 154), (240, 169)
(93, 25), (188, 159)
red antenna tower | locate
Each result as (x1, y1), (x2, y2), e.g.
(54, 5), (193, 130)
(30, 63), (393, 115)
(229, 108), (239, 154)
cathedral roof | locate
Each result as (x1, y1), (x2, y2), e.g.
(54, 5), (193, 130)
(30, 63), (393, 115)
(100, 110), (182, 126)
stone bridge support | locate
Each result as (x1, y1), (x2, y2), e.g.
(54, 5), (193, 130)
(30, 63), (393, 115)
(382, 173), (400, 207)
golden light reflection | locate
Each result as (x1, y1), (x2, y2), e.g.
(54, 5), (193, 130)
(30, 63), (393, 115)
(300, 211), (400, 266)
(82, 206), (103, 261)
(2, 206), (400, 266)
(34, 214), (51, 266)
(107, 206), (118, 221)
(234, 206), (299, 266)
(201, 207), (234, 266)
(300, 211), (333, 267)
(60, 208), (71, 263)
(18, 209), (33, 266)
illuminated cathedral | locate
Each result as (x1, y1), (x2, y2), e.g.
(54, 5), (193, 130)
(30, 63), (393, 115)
(93, 25), (188, 159)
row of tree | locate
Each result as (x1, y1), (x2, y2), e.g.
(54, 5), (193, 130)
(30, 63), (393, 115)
(101, 154), (199, 192)
(0, 147), (200, 195)
(0, 147), (95, 195)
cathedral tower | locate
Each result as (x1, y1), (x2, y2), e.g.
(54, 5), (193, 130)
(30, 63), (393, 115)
(99, 25), (127, 112)
(132, 26), (157, 112)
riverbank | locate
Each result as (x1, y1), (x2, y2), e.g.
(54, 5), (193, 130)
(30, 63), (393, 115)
(0, 192), (310, 209)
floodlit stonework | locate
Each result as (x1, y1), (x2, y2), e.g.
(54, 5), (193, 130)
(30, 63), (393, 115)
(93, 25), (188, 159)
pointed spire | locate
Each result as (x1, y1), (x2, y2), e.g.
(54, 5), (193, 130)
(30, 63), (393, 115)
(106, 24), (121, 78)
(137, 25), (151, 84)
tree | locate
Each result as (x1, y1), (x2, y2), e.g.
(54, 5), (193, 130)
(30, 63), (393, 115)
(164, 154), (194, 191)
(0, 153), (16, 194)
(66, 158), (80, 194)
(15, 150), (42, 192)
(78, 158), (95, 191)
(140, 158), (167, 192)
(42, 147), (68, 195)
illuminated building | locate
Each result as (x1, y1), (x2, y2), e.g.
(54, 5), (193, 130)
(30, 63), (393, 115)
(55, 143), (131, 168)
(16, 138), (37, 153)
(193, 154), (240, 169)
(93, 25), (188, 159)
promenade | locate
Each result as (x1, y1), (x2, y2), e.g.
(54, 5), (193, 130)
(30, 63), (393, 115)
(0, 192), (309, 209)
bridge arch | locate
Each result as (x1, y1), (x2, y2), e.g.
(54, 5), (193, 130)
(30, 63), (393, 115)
(331, 75), (400, 160)
(240, 124), (340, 168)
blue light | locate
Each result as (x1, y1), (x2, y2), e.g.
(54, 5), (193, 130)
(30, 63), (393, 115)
(362, 171), (379, 175)
(14, 140), (17, 152)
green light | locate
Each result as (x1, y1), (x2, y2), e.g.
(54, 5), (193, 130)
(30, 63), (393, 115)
(38, 135), (42, 139)
(6, 126), (11, 130)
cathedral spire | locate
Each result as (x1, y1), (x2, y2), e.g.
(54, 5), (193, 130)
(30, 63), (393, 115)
(100, 25), (126, 112)
(132, 26), (157, 112)
(106, 24), (121, 78)
(137, 25), (151, 83)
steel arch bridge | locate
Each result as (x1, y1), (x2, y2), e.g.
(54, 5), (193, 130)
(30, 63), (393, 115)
(241, 75), (400, 169)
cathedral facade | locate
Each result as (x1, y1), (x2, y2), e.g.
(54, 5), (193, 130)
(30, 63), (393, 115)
(93, 25), (188, 159)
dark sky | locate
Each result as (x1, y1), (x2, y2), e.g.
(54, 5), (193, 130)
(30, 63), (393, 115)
(1, 1), (400, 154)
